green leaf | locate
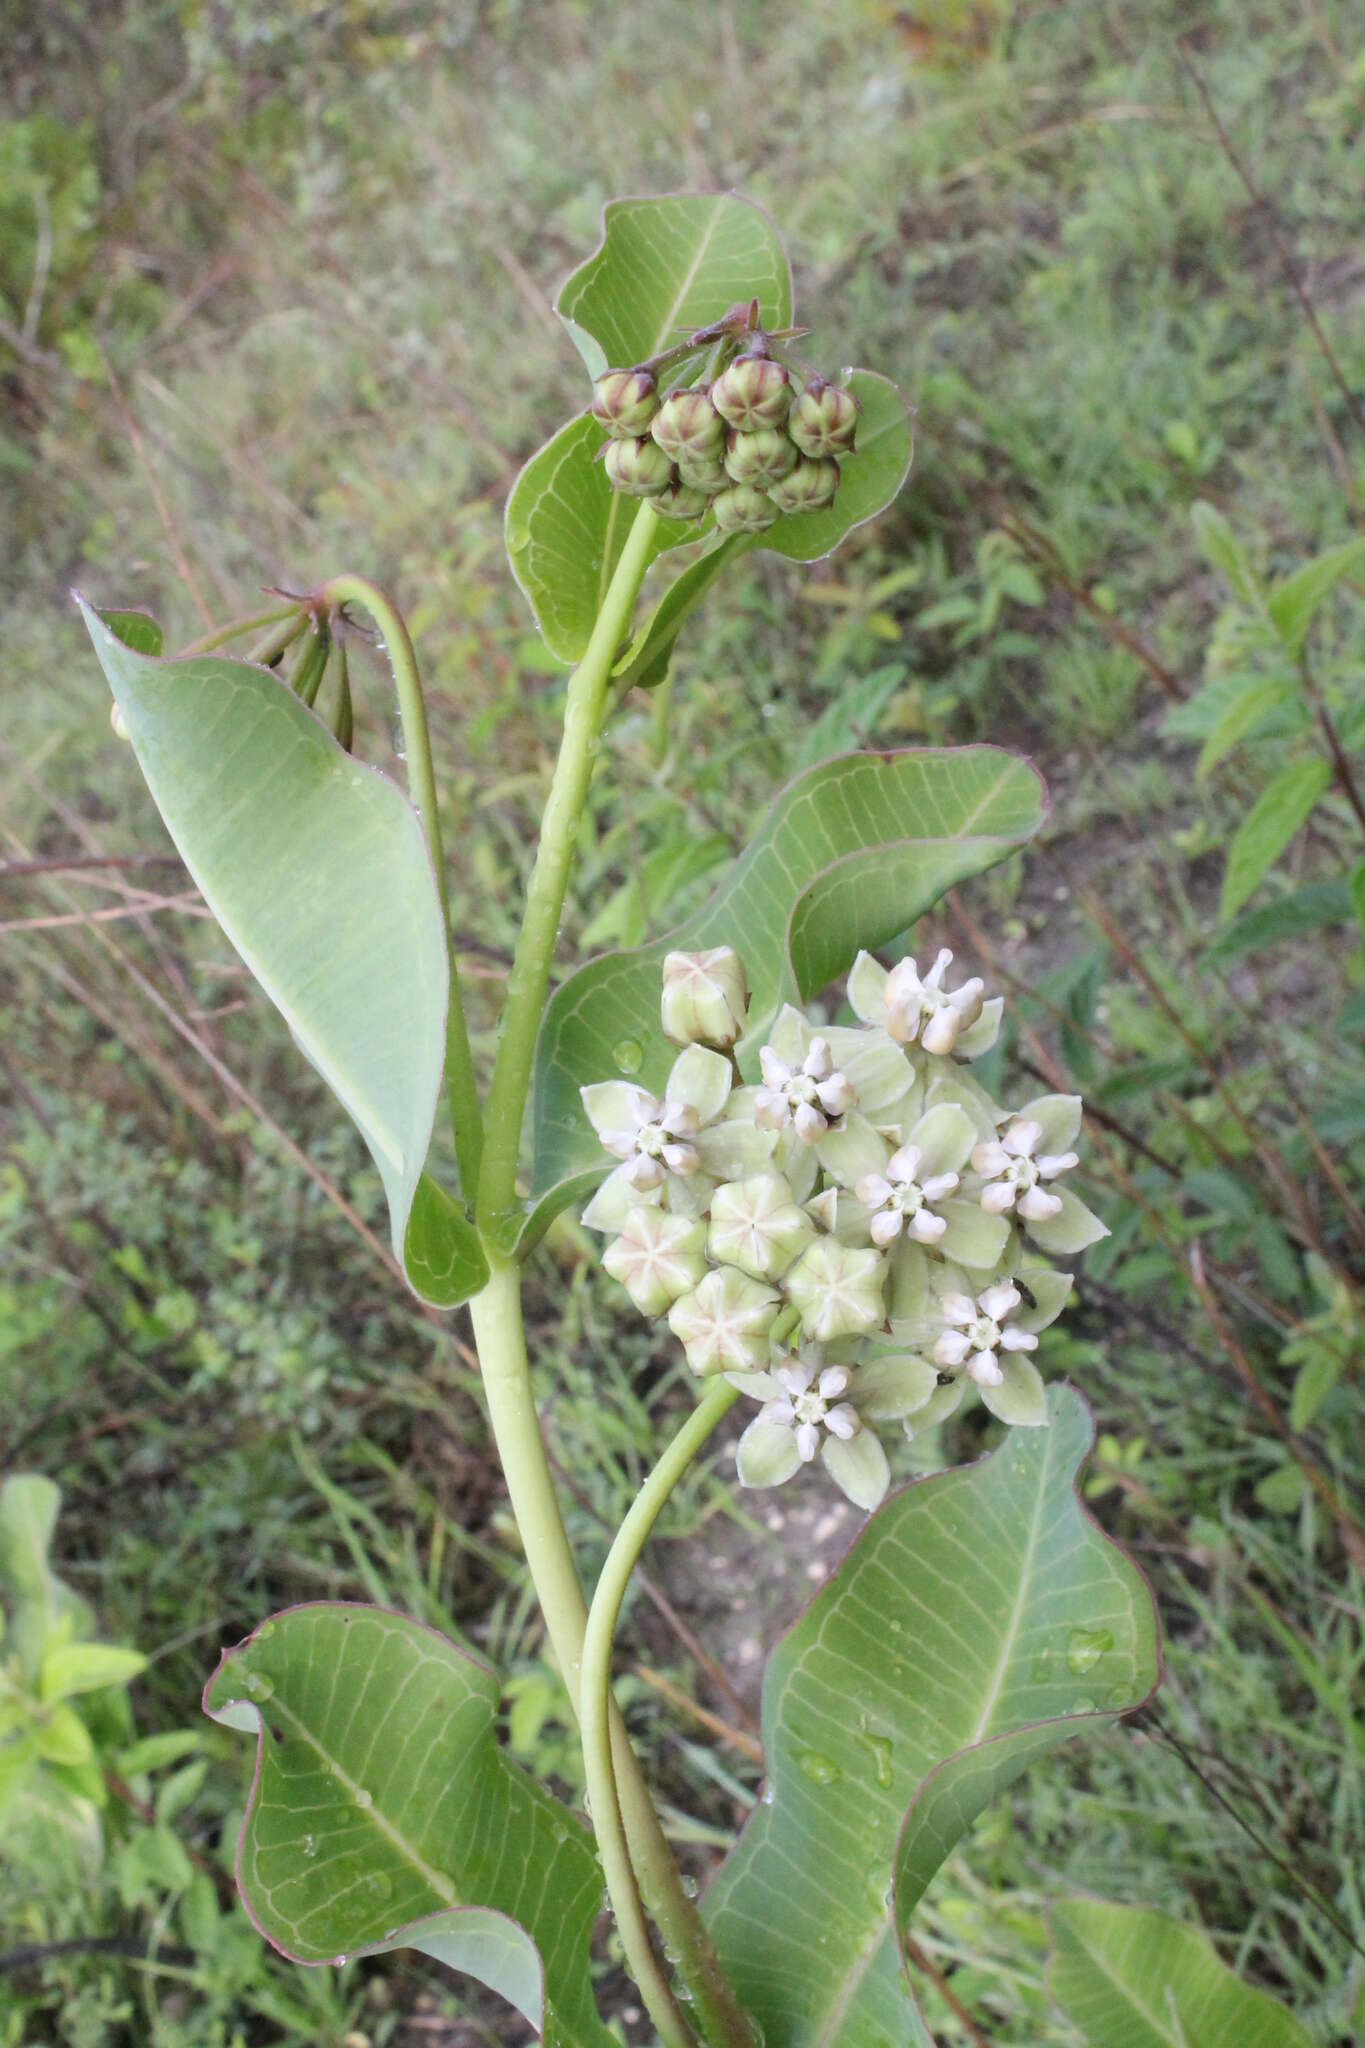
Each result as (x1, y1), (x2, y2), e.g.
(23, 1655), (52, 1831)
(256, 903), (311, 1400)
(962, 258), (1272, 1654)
(403, 1175), (489, 1309)
(1265, 535), (1365, 656)
(1190, 502), (1262, 609)
(78, 602), (448, 1272)
(0, 1474), (91, 1680)
(1047, 1899), (1314, 2048)
(526, 746), (1045, 1243)
(760, 373), (913, 565)
(703, 1387), (1159, 2047)
(1220, 755), (1332, 919)
(1289, 1346), (1341, 1432)
(504, 417), (697, 664)
(555, 192), (793, 377)
(203, 1605), (610, 2046)
(1202, 878), (1351, 963)
(40, 1642), (147, 1703)
(1194, 675), (1293, 778)
(611, 534), (750, 692)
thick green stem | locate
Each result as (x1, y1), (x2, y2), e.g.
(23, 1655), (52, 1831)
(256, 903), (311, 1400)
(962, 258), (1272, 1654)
(314, 573), (483, 1196)
(581, 1379), (741, 2045)
(474, 503), (659, 1232)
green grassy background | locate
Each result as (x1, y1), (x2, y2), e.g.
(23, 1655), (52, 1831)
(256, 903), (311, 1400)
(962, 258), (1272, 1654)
(2, 1), (1363, 2042)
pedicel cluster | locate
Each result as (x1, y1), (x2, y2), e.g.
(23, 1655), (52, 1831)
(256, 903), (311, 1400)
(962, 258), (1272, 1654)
(578, 944), (1107, 1511)
(589, 299), (859, 535)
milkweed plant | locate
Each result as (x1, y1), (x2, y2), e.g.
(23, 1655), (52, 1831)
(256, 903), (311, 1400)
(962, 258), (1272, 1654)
(81, 196), (1165, 2048)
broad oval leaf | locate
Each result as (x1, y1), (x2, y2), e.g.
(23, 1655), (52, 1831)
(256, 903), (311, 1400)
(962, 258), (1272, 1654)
(526, 746), (1045, 1243)
(761, 373), (913, 565)
(203, 1604), (610, 2046)
(555, 192), (793, 379)
(404, 1174), (489, 1308)
(1046, 1899), (1314, 2048)
(702, 1386), (1160, 2048)
(79, 601), (448, 1270)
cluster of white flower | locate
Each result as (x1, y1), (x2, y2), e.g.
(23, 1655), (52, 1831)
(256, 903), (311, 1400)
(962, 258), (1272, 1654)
(579, 944), (1106, 1511)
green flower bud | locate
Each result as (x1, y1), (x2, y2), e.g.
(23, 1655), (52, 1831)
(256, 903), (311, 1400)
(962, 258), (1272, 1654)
(591, 368), (660, 438)
(766, 455), (840, 516)
(668, 1268), (780, 1377)
(661, 946), (749, 1047)
(788, 377), (859, 459)
(603, 436), (673, 498)
(676, 450), (731, 495)
(602, 1208), (708, 1317)
(709, 1172), (814, 1281)
(650, 388), (725, 463)
(724, 426), (799, 490)
(784, 1239), (887, 1342)
(653, 481), (713, 523)
(713, 484), (780, 534)
(711, 354), (792, 431)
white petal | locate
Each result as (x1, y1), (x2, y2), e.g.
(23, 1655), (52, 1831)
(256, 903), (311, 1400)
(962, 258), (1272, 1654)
(582, 1080), (658, 1144)
(909, 1210), (946, 1244)
(793, 1102), (828, 1145)
(1038, 1151), (1079, 1179)
(934, 1330), (972, 1366)
(662, 1101), (699, 1138)
(626, 1154), (665, 1191)
(778, 1362), (814, 1397)
(823, 1402), (859, 1440)
(981, 1181), (1018, 1215)
(971, 1141), (1010, 1176)
(1017, 1185), (1063, 1222)
(759, 1397), (797, 1427)
(920, 1008), (960, 1057)
(884, 1003), (917, 1045)
(856, 1173), (894, 1208)
(948, 975), (984, 1023)
(920, 1171), (959, 1203)
(818, 1366), (850, 1400)
(794, 1421), (820, 1463)
(885, 958), (921, 1006)
(1002, 1118), (1043, 1159)
(870, 1209), (905, 1247)
(979, 1282), (1021, 1320)
(1000, 1327), (1039, 1352)
(940, 1292), (977, 1326)
(924, 948), (954, 989)
(662, 1142), (700, 1176)
(967, 1350), (1004, 1387)
(759, 1045), (790, 1089)
(804, 1036), (832, 1080)
(754, 1089), (791, 1130)
(816, 1073), (856, 1116)
(887, 1143), (921, 1183)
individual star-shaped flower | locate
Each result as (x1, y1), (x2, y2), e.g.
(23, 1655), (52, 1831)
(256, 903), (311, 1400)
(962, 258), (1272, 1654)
(732, 1355), (890, 1509)
(580, 1044), (774, 1232)
(888, 1253), (1072, 1435)
(847, 948), (1001, 1061)
(857, 1139), (959, 1246)
(969, 1095), (1107, 1255)
(754, 1035), (855, 1145)
(602, 1209), (708, 1317)
(934, 1280), (1039, 1387)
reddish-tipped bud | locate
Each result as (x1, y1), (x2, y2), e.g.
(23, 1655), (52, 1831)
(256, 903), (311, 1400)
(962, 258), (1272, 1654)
(712, 483), (780, 534)
(591, 368), (660, 438)
(604, 436), (673, 498)
(711, 354), (791, 431)
(650, 388), (725, 463)
(653, 480), (713, 522)
(724, 426), (799, 490)
(766, 454), (840, 515)
(788, 377), (859, 459)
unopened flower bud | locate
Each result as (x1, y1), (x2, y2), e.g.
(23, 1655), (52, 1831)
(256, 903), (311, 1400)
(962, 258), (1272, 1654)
(709, 1172), (813, 1281)
(676, 450), (731, 495)
(713, 484), (780, 534)
(650, 388), (726, 463)
(591, 368), (660, 438)
(788, 377), (860, 459)
(711, 355), (792, 431)
(602, 1208), (708, 1317)
(784, 1239), (886, 1342)
(653, 481), (712, 523)
(661, 946), (749, 1048)
(724, 426), (799, 490)
(668, 1268), (780, 1377)
(603, 436), (673, 498)
(767, 455), (840, 516)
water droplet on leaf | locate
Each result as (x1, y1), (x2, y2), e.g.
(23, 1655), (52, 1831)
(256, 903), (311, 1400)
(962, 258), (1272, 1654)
(797, 1749), (842, 1787)
(508, 525), (531, 552)
(364, 1871), (392, 1901)
(1071, 1695), (1097, 1714)
(245, 1671), (274, 1700)
(613, 1038), (644, 1075)
(1031, 1647), (1053, 1684)
(354, 1787), (373, 1810)
(1066, 1626), (1114, 1676)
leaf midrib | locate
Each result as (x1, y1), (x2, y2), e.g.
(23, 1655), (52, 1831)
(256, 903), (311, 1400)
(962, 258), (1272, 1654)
(1060, 1921), (1184, 2047)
